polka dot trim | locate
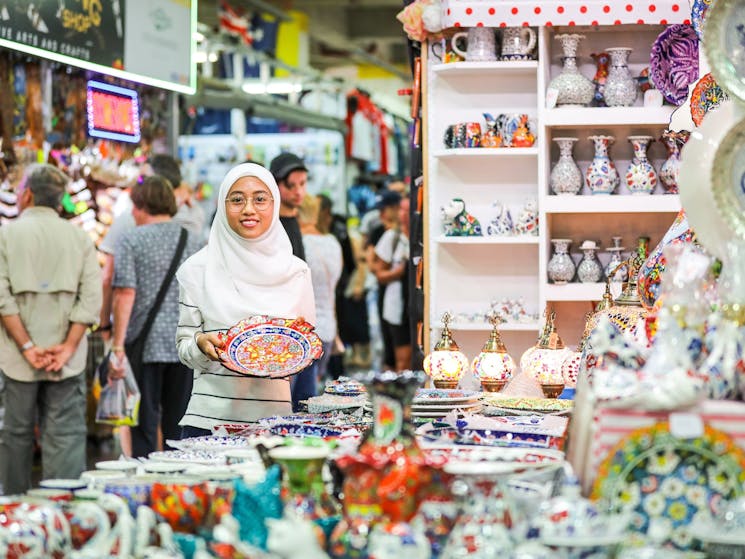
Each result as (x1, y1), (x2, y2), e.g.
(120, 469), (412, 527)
(440, 2), (688, 28)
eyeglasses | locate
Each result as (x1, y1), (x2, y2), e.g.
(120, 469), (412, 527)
(225, 192), (273, 212)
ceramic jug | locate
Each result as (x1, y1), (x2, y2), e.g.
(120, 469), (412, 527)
(501, 27), (536, 60)
(451, 28), (497, 62)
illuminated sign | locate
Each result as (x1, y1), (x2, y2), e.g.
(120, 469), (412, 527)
(86, 80), (141, 143)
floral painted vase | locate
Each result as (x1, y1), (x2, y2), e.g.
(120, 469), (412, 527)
(586, 136), (619, 195)
(549, 34), (594, 107)
(605, 247), (627, 282)
(625, 136), (658, 195)
(591, 52), (610, 107)
(603, 47), (637, 107)
(550, 137), (582, 195)
(577, 244), (604, 283)
(637, 210), (697, 311)
(548, 239), (576, 285)
(659, 131), (690, 194)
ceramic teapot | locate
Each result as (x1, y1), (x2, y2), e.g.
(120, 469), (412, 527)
(451, 28), (497, 62)
(501, 27), (536, 60)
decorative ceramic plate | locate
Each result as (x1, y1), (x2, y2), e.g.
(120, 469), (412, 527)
(147, 450), (226, 465)
(218, 316), (323, 378)
(705, 0), (745, 103)
(481, 396), (574, 413)
(412, 407), (483, 419)
(324, 379), (366, 396)
(411, 402), (483, 411)
(167, 435), (255, 452)
(212, 423), (261, 436)
(691, 0), (713, 41)
(690, 73), (729, 126)
(592, 422), (745, 550)
(423, 445), (565, 466)
(413, 389), (481, 404)
(650, 24), (700, 106)
(267, 424), (345, 438)
(710, 108), (745, 244)
(418, 426), (554, 449)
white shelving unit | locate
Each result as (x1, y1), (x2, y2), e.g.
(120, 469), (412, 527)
(424, 22), (685, 358)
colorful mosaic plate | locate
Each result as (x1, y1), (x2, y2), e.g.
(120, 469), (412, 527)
(690, 73), (729, 127)
(413, 389), (481, 404)
(592, 422), (745, 550)
(691, 0), (713, 41)
(481, 396), (574, 413)
(218, 316), (323, 378)
(418, 426), (555, 449)
(650, 24), (700, 106)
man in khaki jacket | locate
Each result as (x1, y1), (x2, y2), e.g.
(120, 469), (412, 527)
(0, 164), (102, 494)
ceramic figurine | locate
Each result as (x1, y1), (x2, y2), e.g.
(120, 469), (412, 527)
(659, 130), (690, 194)
(548, 34), (594, 106)
(514, 198), (538, 236)
(511, 115), (536, 147)
(591, 52), (610, 107)
(547, 239), (576, 284)
(550, 137), (582, 195)
(267, 515), (331, 559)
(441, 198), (482, 236)
(586, 136), (619, 195)
(576, 240), (604, 283)
(482, 113), (502, 148)
(486, 202), (514, 236)
(625, 136), (658, 195)
(603, 48), (638, 107)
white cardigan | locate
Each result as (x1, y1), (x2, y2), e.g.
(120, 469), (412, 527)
(175, 286), (292, 431)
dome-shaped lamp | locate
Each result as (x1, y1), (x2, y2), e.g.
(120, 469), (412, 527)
(524, 310), (573, 398)
(520, 306), (552, 372)
(472, 314), (516, 392)
(424, 312), (470, 389)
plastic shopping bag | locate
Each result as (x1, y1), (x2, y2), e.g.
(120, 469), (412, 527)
(95, 352), (141, 426)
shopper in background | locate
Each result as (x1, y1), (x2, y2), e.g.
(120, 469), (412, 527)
(176, 163), (315, 435)
(298, 194), (342, 389)
(0, 164), (102, 494)
(367, 190), (402, 370)
(270, 152), (308, 261)
(109, 176), (202, 458)
(373, 195), (411, 372)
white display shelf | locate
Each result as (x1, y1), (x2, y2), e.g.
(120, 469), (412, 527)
(544, 106), (675, 127)
(434, 147), (539, 158)
(433, 60), (539, 76)
(544, 195), (681, 214)
(433, 321), (542, 332)
(545, 282), (606, 302)
(436, 235), (540, 245)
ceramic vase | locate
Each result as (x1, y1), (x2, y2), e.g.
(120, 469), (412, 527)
(605, 247), (627, 282)
(591, 52), (610, 107)
(659, 130), (690, 194)
(550, 137), (582, 195)
(637, 210), (697, 311)
(625, 136), (658, 195)
(549, 34), (594, 107)
(577, 246), (604, 283)
(548, 239), (576, 284)
(586, 136), (619, 195)
(603, 47), (637, 107)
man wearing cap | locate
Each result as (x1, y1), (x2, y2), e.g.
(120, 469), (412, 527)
(269, 152), (308, 262)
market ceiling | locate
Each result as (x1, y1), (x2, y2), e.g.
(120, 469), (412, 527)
(198, 0), (409, 68)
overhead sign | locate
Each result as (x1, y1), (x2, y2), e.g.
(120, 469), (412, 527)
(87, 80), (141, 143)
(0, 0), (195, 94)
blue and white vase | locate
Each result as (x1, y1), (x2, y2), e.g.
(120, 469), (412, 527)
(586, 135), (619, 195)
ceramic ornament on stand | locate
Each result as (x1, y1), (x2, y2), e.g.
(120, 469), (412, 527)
(423, 312), (470, 389)
(471, 315), (516, 392)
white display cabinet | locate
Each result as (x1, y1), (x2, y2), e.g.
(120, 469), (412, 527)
(425, 22), (686, 359)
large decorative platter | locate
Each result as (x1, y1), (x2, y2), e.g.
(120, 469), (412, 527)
(592, 422), (745, 550)
(218, 316), (323, 378)
(691, 0), (713, 41)
(166, 435), (255, 452)
(418, 426), (554, 449)
(690, 73), (729, 127)
(147, 450), (226, 465)
(481, 396), (574, 413)
(423, 446), (565, 467)
(705, 0), (745, 103)
(650, 24), (700, 106)
(413, 389), (481, 404)
(710, 108), (745, 245)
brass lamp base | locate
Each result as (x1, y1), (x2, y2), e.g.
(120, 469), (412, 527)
(541, 383), (565, 399)
(433, 379), (459, 389)
(481, 379), (508, 393)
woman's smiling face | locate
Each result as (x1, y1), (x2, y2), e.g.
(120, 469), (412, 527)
(225, 176), (275, 240)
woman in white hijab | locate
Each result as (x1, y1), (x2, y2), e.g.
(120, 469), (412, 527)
(175, 163), (315, 435)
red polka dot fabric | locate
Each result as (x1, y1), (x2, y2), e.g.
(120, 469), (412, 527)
(440, 1), (687, 28)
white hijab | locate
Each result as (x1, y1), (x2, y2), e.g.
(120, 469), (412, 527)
(176, 163), (315, 327)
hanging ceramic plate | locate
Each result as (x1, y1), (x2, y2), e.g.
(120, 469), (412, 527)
(690, 72), (729, 126)
(691, 0), (714, 41)
(705, 0), (745, 103)
(592, 422), (745, 550)
(650, 24), (700, 106)
(679, 100), (743, 260)
(218, 316), (323, 378)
